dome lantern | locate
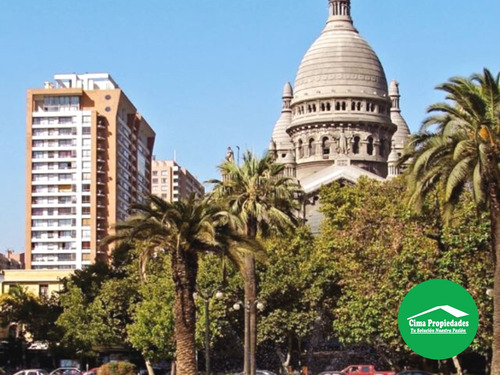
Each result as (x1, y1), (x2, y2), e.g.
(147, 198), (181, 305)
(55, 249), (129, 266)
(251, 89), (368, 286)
(328, 0), (356, 31)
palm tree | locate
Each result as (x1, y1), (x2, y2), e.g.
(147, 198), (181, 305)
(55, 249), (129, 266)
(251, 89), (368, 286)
(401, 68), (500, 373)
(209, 150), (302, 375)
(105, 194), (250, 375)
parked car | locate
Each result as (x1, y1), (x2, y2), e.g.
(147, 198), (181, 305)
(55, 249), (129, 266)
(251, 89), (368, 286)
(83, 368), (100, 375)
(14, 369), (50, 375)
(50, 368), (83, 375)
(397, 371), (433, 375)
(319, 372), (346, 375)
(342, 365), (395, 375)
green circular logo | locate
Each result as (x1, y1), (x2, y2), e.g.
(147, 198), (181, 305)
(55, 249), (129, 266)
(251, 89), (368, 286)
(398, 279), (478, 360)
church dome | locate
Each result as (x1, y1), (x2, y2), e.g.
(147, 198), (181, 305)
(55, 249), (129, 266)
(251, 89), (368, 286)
(293, 0), (388, 102)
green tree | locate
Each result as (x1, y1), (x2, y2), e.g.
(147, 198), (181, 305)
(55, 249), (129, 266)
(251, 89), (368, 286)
(317, 177), (493, 370)
(258, 227), (338, 373)
(107, 194), (248, 375)
(318, 177), (438, 367)
(0, 286), (62, 360)
(209, 151), (301, 375)
(127, 253), (176, 374)
(402, 68), (500, 373)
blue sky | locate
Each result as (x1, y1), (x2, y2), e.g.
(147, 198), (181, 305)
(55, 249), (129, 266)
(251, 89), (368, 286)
(1, 0), (500, 252)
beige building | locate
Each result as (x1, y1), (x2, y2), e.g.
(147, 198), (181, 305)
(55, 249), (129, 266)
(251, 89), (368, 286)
(269, 0), (411, 229)
(26, 73), (155, 270)
(0, 269), (72, 297)
(151, 160), (204, 202)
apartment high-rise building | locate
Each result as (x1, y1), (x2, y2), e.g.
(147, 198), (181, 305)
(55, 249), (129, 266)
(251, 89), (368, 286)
(26, 73), (155, 270)
(151, 160), (204, 202)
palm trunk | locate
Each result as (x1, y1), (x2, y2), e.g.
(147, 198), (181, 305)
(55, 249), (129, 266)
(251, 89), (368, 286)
(451, 356), (463, 375)
(145, 360), (155, 375)
(244, 218), (258, 375)
(490, 183), (500, 375)
(171, 247), (199, 375)
(243, 252), (257, 375)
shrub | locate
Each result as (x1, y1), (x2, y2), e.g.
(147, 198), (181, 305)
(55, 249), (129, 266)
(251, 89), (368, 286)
(98, 361), (136, 375)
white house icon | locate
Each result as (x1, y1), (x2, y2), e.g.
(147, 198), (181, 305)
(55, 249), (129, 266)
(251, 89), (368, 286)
(407, 305), (468, 320)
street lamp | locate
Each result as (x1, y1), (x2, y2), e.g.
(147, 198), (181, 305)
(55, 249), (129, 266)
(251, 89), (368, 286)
(233, 300), (264, 375)
(194, 290), (224, 375)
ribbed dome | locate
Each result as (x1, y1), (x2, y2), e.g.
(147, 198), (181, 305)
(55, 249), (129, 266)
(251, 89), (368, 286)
(293, 2), (388, 102)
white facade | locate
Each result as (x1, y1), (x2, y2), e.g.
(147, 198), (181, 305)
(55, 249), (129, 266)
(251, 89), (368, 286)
(30, 104), (93, 269)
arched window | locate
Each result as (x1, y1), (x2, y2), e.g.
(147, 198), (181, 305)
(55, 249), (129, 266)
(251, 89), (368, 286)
(307, 105), (312, 113)
(322, 137), (330, 155)
(321, 103), (326, 111)
(351, 101), (356, 111)
(335, 102), (341, 111)
(379, 139), (386, 156)
(342, 101), (346, 111)
(298, 140), (304, 158)
(326, 102), (331, 111)
(353, 136), (360, 154)
(312, 104), (317, 112)
(357, 102), (361, 111)
(367, 136), (374, 155)
(308, 138), (315, 156)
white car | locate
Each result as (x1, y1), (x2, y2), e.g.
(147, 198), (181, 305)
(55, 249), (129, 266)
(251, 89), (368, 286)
(14, 369), (50, 375)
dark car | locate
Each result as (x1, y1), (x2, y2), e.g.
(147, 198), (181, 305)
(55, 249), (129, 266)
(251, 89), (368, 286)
(50, 368), (83, 375)
(397, 372), (433, 375)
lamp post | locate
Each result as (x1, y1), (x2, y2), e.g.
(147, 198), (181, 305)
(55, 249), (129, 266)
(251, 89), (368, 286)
(233, 299), (264, 375)
(194, 290), (224, 375)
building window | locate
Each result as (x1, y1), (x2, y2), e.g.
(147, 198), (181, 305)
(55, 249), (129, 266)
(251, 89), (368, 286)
(161, 186), (168, 191)
(161, 178), (168, 183)
(353, 136), (360, 154)
(322, 137), (330, 155)
(367, 137), (374, 155)
(39, 284), (49, 298)
(379, 139), (386, 157)
(82, 207), (90, 215)
(308, 139), (315, 156)
(298, 140), (304, 158)
(161, 170), (168, 176)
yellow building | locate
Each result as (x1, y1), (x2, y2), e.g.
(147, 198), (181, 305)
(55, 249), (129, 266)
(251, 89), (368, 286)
(1, 269), (73, 297)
